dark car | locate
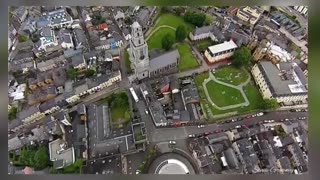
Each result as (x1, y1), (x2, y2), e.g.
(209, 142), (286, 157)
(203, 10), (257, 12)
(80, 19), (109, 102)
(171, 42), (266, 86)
(237, 117), (244, 121)
(290, 109), (296, 112)
(225, 120), (232, 123)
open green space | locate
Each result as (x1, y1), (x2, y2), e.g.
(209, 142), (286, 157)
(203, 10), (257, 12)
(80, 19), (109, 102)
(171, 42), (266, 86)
(99, 92), (132, 127)
(194, 69), (263, 122)
(147, 28), (175, 50)
(154, 13), (194, 33)
(177, 43), (199, 71)
(205, 80), (245, 107)
(213, 66), (249, 86)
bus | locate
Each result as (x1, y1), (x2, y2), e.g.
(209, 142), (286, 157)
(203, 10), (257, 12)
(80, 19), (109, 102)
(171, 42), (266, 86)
(129, 87), (139, 102)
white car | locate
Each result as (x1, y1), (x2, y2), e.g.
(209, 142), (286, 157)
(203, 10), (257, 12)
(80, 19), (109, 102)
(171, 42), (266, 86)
(145, 109), (149, 114)
(188, 134), (196, 138)
(198, 124), (205, 128)
(136, 170), (141, 174)
(169, 141), (176, 145)
(268, 120), (275, 123)
(256, 112), (264, 117)
(235, 125), (241, 129)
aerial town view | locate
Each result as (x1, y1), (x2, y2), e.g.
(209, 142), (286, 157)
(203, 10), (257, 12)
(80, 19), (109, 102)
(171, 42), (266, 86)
(8, 6), (308, 175)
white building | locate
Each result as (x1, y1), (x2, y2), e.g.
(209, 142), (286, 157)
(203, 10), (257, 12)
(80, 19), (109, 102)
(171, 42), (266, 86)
(204, 40), (238, 63)
(294, 6), (308, 16)
(251, 61), (308, 105)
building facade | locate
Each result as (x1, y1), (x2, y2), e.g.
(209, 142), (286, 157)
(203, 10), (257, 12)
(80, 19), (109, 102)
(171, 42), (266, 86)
(204, 40), (238, 63)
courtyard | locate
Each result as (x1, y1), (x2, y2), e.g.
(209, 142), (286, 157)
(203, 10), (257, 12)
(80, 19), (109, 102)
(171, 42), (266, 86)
(99, 92), (132, 128)
(194, 66), (263, 121)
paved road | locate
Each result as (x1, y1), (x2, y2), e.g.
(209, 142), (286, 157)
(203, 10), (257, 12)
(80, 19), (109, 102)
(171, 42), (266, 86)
(148, 111), (308, 143)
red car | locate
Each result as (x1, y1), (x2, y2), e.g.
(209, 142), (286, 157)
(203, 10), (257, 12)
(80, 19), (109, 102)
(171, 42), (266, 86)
(204, 132), (212, 136)
(246, 115), (253, 119)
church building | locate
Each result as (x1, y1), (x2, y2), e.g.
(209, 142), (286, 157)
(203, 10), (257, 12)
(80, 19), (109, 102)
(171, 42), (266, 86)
(129, 22), (180, 80)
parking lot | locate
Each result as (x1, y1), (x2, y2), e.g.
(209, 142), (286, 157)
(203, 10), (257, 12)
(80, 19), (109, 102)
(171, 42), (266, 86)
(83, 155), (123, 174)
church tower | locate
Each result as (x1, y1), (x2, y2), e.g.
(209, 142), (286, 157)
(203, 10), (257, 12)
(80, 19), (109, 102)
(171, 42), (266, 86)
(129, 21), (149, 80)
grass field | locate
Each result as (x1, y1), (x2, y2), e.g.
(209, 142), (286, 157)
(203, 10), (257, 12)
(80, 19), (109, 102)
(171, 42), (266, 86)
(154, 13), (194, 33)
(177, 43), (199, 71)
(147, 28), (175, 50)
(194, 69), (263, 121)
(213, 66), (249, 86)
(205, 80), (245, 107)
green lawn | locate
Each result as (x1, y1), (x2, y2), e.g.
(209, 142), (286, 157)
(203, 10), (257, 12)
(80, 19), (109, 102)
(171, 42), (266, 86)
(205, 80), (245, 107)
(194, 71), (263, 121)
(111, 106), (131, 124)
(213, 66), (249, 86)
(154, 13), (194, 33)
(177, 43), (199, 71)
(147, 28), (175, 50)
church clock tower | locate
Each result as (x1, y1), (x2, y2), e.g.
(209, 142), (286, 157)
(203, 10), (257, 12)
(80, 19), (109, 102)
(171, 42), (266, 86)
(129, 21), (149, 80)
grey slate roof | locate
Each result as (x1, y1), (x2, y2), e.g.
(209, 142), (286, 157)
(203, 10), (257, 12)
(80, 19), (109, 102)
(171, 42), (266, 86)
(149, 49), (179, 72)
(71, 54), (85, 67)
(193, 25), (214, 36)
(257, 61), (308, 97)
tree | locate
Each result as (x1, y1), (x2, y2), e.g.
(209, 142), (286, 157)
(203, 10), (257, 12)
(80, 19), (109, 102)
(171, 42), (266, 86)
(33, 146), (50, 170)
(162, 33), (175, 51)
(184, 11), (206, 27)
(261, 98), (279, 110)
(67, 68), (79, 80)
(232, 46), (252, 68)
(175, 25), (187, 42)
(124, 17), (133, 25)
(18, 34), (28, 42)
(85, 69), (95, 77)
(175, 7), (185, 16)
(9, 106), (18, 121)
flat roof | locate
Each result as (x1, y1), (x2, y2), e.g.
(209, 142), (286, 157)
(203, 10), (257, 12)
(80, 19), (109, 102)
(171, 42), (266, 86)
(208, 40), (238, 55)
(157, 159), (189, 174)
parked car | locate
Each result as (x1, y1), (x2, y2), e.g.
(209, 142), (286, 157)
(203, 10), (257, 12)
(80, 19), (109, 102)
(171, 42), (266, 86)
(188, 134), (196, 138)
(264, 120), (269, 123)
(237, 117), (244, 121)
(290, 109), (296, 112)
(225, 120), (232, 123)
(169, 141), (176, 145)
(214, 130), (221, 133)
(256, 112), (264, 117)
(298, 117), (306, 120)
(235, 125), (241, 129)
(284, 118), (290, 121)
(198, 124), (205, 128)
(301, 109), (308, 112)
(136, 170), (141, 174)
(145, 109), (149, 114)
(221, 129), (228, 132)
(268, 120), (275, 123)
(231, 119), (236, 122)
(246, 115), (253, 119)
(204, 132), (211, 136)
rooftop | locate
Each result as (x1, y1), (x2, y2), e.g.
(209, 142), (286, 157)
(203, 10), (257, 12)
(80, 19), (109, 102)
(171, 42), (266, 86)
(207, 40), (238, 55)
(48, 138), (75, 169)
(257, 61), (308, 96)
(149, 49), (179, 72)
